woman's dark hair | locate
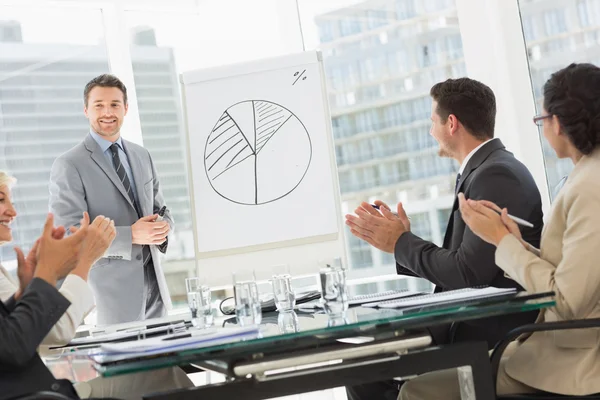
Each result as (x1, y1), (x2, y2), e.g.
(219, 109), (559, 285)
(543, 63), (600, 154)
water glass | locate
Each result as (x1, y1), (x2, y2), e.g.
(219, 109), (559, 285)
(185, 277), (213, 328)
(319, 258), (348, 317)
(233, 270), (262, 326)
(277, 311), (299, 334)
(270, 264), (296, 312)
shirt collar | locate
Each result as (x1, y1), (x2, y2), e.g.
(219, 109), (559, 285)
(89, 129), (123, 153)
(458, 138), (498, 175)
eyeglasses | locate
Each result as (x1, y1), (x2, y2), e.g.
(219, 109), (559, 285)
(533, 114), (552, 127)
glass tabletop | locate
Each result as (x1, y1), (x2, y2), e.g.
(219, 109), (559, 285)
(83, 291), (555, 377)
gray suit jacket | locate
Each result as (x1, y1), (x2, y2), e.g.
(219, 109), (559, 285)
(49, 134), (174, 325)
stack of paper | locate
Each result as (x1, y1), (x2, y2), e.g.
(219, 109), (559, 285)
(363, 287), (517, 308)
(348, 289), (422, 306)
(89, 325), (260, 364)
(68, 322), (187, 346)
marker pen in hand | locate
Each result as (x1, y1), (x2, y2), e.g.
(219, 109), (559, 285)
(156, 206), (167, 222)
(370, 204), (411, 219)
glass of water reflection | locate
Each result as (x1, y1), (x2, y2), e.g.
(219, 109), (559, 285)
(270, 264), (296, 312)
(233, 270), (262, 326)
(319, 257), (348, 317)
(185, 277), (213, 328)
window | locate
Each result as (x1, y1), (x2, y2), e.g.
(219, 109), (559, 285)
(299, 0), (462, 274)
(0, 5), (109, 264)
(339, 18), (362, 37)
(519, 1), (597, 198)
(521, 16), (537, 41)
(318, 21), (335, 42)
(367, 10), (388, 30)
(396, 0), (417, 20)
(542, 9), (568, 37)
(410, 212), (432, 242)
(437, 208), (452, 236)
(125, 1), (288, 268)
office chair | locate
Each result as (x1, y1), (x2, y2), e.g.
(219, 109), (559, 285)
(492, 318), (600, 400)
(10, 392), (74, 400)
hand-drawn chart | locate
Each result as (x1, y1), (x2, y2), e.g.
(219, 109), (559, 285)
(204, 100), (312, 205)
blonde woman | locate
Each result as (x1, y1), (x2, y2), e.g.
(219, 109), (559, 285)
(0, 171), (193, 399)
(0, 171), (115, 347)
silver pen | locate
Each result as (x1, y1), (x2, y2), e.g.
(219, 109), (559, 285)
(492, 209), (534, 228)
(370, 204), (411, 220)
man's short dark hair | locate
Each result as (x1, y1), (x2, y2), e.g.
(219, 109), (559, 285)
(430, 77), (496, 140)
(83, 74), (128, 106)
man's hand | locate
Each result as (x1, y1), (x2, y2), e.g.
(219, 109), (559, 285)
(34, 212), (89, 287)
(71, 215), (116, 281)
(345, 201), (409, 253)
(374, 200), (411, 232)
(132, 214), (169, 245)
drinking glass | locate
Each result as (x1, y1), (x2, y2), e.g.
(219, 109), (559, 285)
(233, 270), (262, 326)
(185, 277), (213, 328)
(270, 264), (296, 312)
(318, 257), (348, 317)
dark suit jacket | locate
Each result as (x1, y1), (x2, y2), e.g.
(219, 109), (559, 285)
(394, 139), (543, 347)
(0, 278), (78, 399)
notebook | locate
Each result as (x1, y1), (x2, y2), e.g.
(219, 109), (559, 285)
(348, 289), (423, 306)
(364, 287), (517, 309)
(297, 289), (423, 309)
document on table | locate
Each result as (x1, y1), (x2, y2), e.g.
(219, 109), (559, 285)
(364, 287), (517, 308)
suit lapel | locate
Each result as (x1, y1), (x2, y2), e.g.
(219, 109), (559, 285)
(123, 140), (148, 216)
(84, 135), (137, 212)
(455, 139), (506, 196)
(443, 139), (506, 247)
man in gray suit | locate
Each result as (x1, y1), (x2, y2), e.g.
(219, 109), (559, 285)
(49, 74), (173, 325)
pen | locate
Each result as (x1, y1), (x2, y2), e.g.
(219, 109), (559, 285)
(492, 209), (534, 228)
(156, 206), (167, 222)
(370, 204), (411, 220)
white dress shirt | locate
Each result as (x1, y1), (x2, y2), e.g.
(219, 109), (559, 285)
(0, 265), (95, 347)
(458, 137), (499, 175)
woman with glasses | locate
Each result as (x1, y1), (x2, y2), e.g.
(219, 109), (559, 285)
(400, 63), (600, 399)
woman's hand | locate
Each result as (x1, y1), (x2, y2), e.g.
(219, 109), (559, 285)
(457, 193), (511, 246)
(13, 225), (72, 299)
(70, 215), (116, 281)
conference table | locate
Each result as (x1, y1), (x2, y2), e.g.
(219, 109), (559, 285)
(49, 290), (555, 400)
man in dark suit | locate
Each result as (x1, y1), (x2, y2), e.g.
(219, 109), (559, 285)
(0, 213), (88, 400)
(344, 77), (543, 400)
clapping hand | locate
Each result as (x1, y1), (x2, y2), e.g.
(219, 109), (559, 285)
(13, 219), (83, 299)
(70, 215), (116, 281)
(33, 213), (89, 287)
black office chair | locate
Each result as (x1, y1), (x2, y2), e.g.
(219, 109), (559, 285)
(10, 392), (74, 400)
(10, 392), (123, 400)
(491, 318), (600, 400)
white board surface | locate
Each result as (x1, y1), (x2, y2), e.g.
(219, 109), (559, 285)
(181, 51), (340, 256)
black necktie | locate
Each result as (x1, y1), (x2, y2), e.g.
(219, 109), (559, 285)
(455, 172), (461, 192)
(110, 143), (141, 217)
(109, 144), (155, 267)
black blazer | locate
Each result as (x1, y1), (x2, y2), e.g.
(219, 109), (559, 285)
(394, 139), (543, 347)
(0, 278), (78, 400)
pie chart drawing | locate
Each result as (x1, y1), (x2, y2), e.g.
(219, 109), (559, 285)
(204, 100), (312, 205)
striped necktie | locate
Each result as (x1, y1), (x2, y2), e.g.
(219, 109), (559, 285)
(110, 143), (152, 268)
(455, 172), (461, 193)
(110, 143), (141, 217)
